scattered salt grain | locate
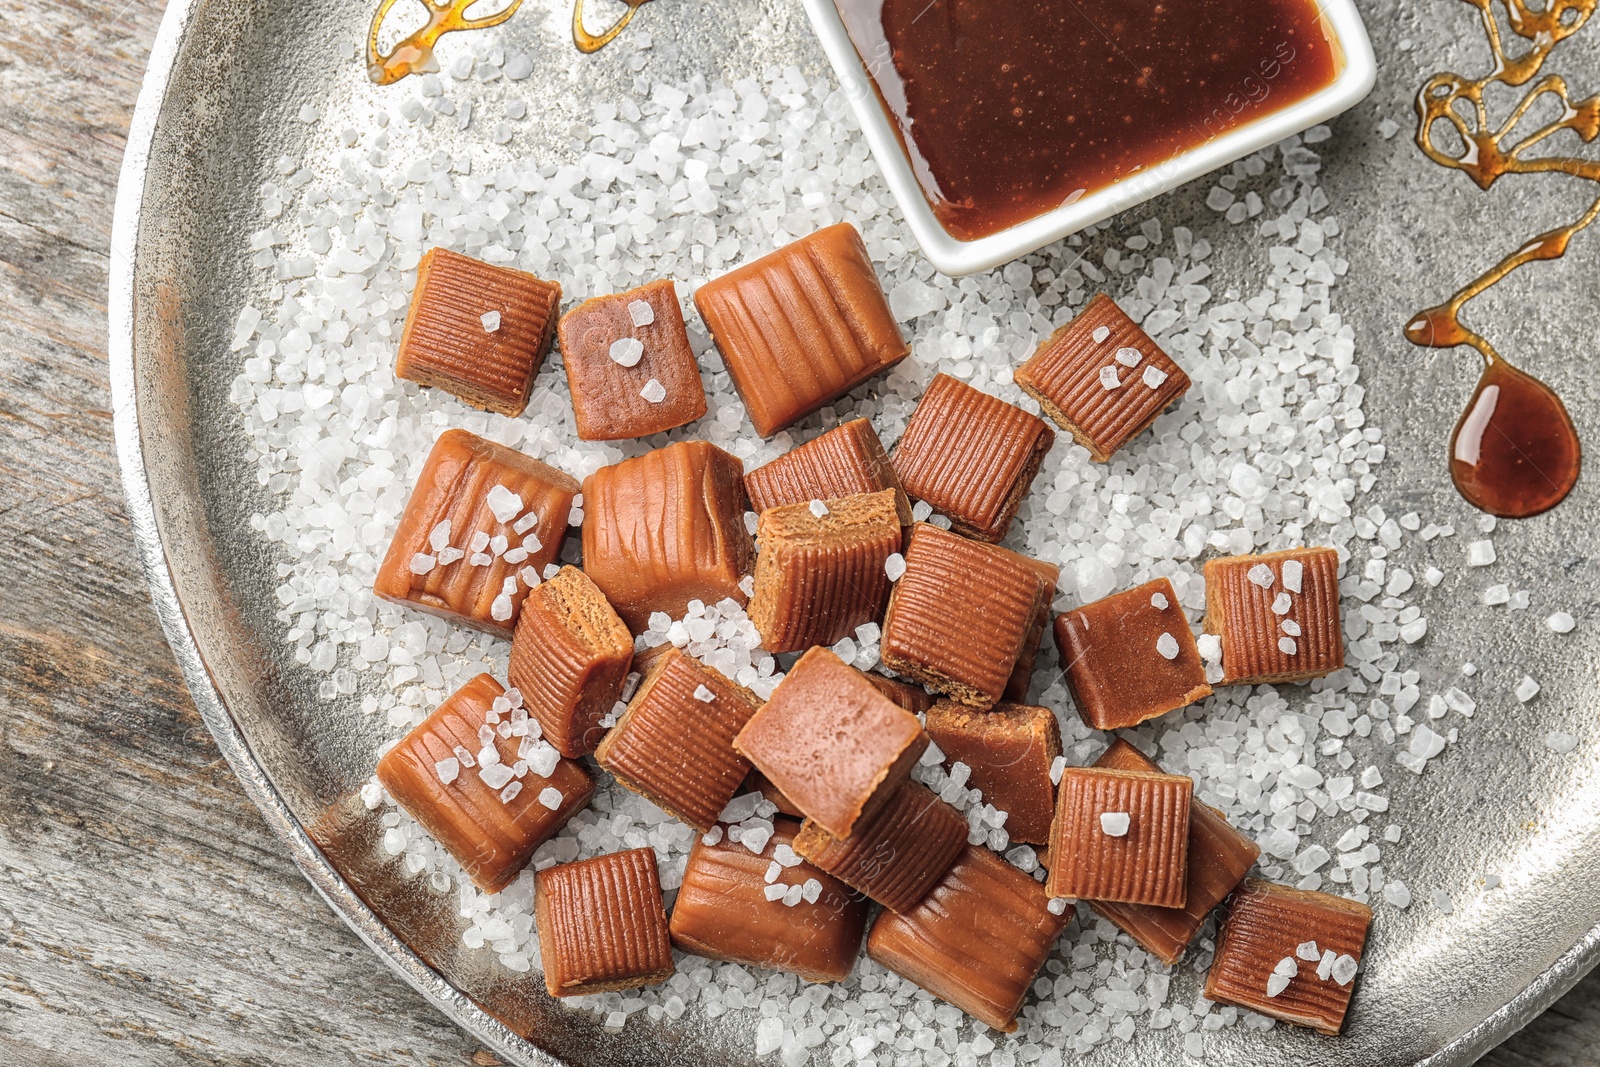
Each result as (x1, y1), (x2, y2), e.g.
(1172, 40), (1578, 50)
(1265, 973), (1291, 998)
(1331, 954), (1358, 986)
(500, 781), (522, 804)
(1384, 881), (1413, 908)
(1047, 897), (1070, 915)
(808, 499), (829, 518)
(1099, 812), (1131, 836)
(1281, 619), (1302, 637)
(481, 310), (501, 332)
(429, 520), (452, 551)
(1248, 564), (1276, 589)
(693, 684), (716, 703)
(1050, 755), (1067, 785)
(1142, 365), (1169, 389)
(1515, 675), (1541, 703)
(486, 486), (522, 524)
(1271, 592), (1292, 614)
(1432, 889), (1453, 914)
(884, 553), (906, 581)
(1281, 559), (1304, 593)
(409, 553), (436, 575)
(1115, 346), (1142, 367)
(1155, 632), (1180, 660)
(1274, 956), (1300, 978)
(1150, 592), (1169, 609)
(538, 787), (563, 810)
(609, 337), (644, 367)
(1091, 325), (1111, 343)
(1279, 637), (1298, 655)
(435, 757), (460, 784)
(627, 299), (655, 327)
(1296, 940), (1321, 961)
(1546, 731), (1578, 754)
(1467, 540), (1496, 566)
(1547, 611), (1576, 633)
(1316, 948), (1336, 979)
(1098, 366), (1121, 390)
(640, 378), (667, 403)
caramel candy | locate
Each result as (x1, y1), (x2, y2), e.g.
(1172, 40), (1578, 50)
(557, 279), (708, 440)
(507, 566), (633, 758)
(670, 816), (869, 983)
(1090, 739), (1261, 964)
(535, 847), (674, 996)
(581, 440), (755, 631)
(694, 223), (910, 437)
(880, 524), (1050, 709)
(748, 490), (903, 652)
(376, 674), (594, 893)
(1014, 293), (1191, 462)
(395, 248), (560, 416)
(1053, 577), (1212, 730)
(1046, 766), (1192, 907)
(1002, 552), (1062, 703)
(890, 373), (1054, 543)
(1204, 878), (1372, 1035)
(924, 700), (1061, 844)
(793, 781), (968, 913)
(867, 845), (1067, 1032)
(374, 429), (578, 635)
(734, 646), (928, 839)
(744, 418), (911, 523)
(862, 670), (934, 715)
(1203, 547), (1344, 685)
(595, 647), (762, 831)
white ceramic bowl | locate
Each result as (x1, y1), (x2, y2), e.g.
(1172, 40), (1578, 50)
(800, 0), (1377, 276)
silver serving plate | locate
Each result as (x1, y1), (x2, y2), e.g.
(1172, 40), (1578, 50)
(110, 0), (1600, 1063)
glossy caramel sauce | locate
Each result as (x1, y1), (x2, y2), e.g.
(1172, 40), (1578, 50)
(1407, 0), (1594, 517)
(573, 0), (655, 53)
(368, 0), (525, 85)
(834, 0), (1339, 240)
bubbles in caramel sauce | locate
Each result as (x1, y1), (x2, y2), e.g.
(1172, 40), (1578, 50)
(367, 0), (526, 85)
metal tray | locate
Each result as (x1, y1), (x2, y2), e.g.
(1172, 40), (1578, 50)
(110, 0), (1600, 1063)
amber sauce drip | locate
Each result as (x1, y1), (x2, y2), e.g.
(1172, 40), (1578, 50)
(1407, 0), (1598, 517)
(368, 0), (650, 83)
(573, 0), (655, 53)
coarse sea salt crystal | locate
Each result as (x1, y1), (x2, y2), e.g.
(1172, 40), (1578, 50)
(1331, 954), (1359, 985)
(609, 337), (644, 367)
(1296, 940), (1320, 961)
(1468, 540), (1496, 566)
(1546, 732), (1578, 753)
(1150, 592), (1169, 610)
(1281, 619), (1302, 636)
(808, 499), (829, 518)
(693, 684), (716, 703)
(1317, 948), (1336, 979)
(1281, 559), (1304, 593)
(1047, 897), (1070, 915)
(1265, 973), (1291, 998)
(1547, 611), (1576, 633)
(640, 378), (667, 403)
(1115, 346), (1142, 367)
(409, 553), (436, 575)
(1091, 325), (1110, 343)
(486, 485), (522, 524)
(884, 553), (906, 581)
(1279, 636), (1298, 655)
(481, 310), (501, 332)
(1274, 956), (1299, 978)
(500, 780), (522, 803)
(1098, 366), (1121, 390)
(1247, 564), (1275, 589)
(1155, 632), (1179, 660)
(1142, 365), (1168, 388)
(429, 519), (452, 551)
(627, 299), (655, 327)
(1099, 812), (1131, 836)
(490, 594), (514, 622)
(435, 757), (460, 784)
(1271, 592), (1291, 614)
(538, 787), (563, 810)
(1515, 675), (1540, 703)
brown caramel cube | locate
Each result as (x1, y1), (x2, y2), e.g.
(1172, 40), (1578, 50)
(867, 845), (1067, 1033)
(1046, 766), (1192, 907)
(862, 670), (934, 715)
(694, 223), (910, 437)
(595, 648), (762, 831)
(744, 418), (911, 523)
(890, 373), (1054, 543)
(535, 848), (674, 996)
(1204, 879), (1372, 1034)
(1002, 552), (1062, 703)
(1014, 293), (1191, 462)
(670, 816), (869, 984)
(376, 674), (595, 893)
(507, 566), (633, 758)
(749, 490), (903, 652)
(1053, 577), (1212, 730)
(395, 248), (560, 416)
(374, 429), (578, 635)
(880, 524), (1050, 709)
(581, 440), (755, 631)
(734, 646), (927, 839)
(924, 701), (1061, 845)
(557, 279), (708, 441)
(1090, 739), (1261, 964)
(793, 781), (968, 913)
(1203, 547), (1344, 685)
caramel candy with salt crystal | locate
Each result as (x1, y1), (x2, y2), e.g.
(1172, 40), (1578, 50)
(1046, 766), (1191, 907)
(507, 566), (633, 759)
(1002, 552), (1062, 703)
(793, 780), (967, 913)
(581, 440), (755, 631)
(374, 429), (578, 636)
(1014, 292), (1191, 462)
(924, 700), (1061, 845)
(743, 767), (804, 818)
(867, 845), (1067, 1032)
(891, 373), (1054, 543)
(376, 674), (594, 893)
(395, 248), (560, 416)
(734, 646), (927, 840)
(596, 647), (763, 831)
(880, 524), (1050, 709)
(558, 279), (708, 441)
(535, 847), (674, 997)
(749, 490), (903, 652)
(670, 816), (869, 984)
(694, 223), (910, 438)
(1090, 739), (1261, 965)
(1203, 546), (1344, 685)
(1053, 577), (1212, 731)
(744, 418), (912, 524)
(1204, 878), (1372, 1035)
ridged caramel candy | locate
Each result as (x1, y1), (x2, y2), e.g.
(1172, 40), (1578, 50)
(535, 847), (674, 997)
(924, 700), (1061, 844)
(1053, 577), (1212, 730)
(891, 373), (1054, 543)
(595, 647), (762, 831)
(670, 816), (869, 984)
(748, 490), (903, 652)
(1090, 739), (1261, 964)
(557, 279), (708, 441)
(1204, 878), (1372, 1035)
(581, 440), (755, 631)
(1002, 551), (1062, 703)
(1047, 766), (1192, 907)
(395, 248), (560, 416)
(374, 429), (578, 635)
(1014, 293), (1191, 462)
(507, 566), (633, 758)
(867, 845), (1067, 1032)
(744, 418), (911, 523)
(792, 781), (967, 913)
(694, 223), (910, 437)
(376, 674), (594, 893)
(734, 647), (927, 839)
(1203, 546), (1344, 685)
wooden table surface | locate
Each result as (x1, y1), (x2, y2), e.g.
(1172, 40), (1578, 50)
(0, 3), (1596, 1065)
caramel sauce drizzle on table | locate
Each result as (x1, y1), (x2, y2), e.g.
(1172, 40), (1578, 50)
(1407, 0), (1598, 517)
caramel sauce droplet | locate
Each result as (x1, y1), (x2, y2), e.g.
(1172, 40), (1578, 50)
(573, 0), (654, 53)
(1450, 360), (1580, 517)
(368, 0), (526, 86)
